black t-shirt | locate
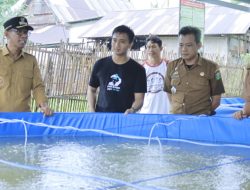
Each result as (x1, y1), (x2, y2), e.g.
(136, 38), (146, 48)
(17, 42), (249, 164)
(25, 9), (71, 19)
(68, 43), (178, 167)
(89, 56), (147, 112)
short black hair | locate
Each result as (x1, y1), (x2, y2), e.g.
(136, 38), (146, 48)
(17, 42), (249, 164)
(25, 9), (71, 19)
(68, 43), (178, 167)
(179, 26), (201, 44)
(146, 35), (162, 48)
(112, 25), (135, 44)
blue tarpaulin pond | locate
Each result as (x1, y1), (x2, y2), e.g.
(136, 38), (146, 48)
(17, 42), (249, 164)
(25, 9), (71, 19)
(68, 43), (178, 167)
(0, 97), (249, 145)
(0, 98), (250, 190)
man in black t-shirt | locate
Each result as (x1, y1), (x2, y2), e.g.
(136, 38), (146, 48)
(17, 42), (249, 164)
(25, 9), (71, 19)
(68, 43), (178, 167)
(87, 25), (147, 113)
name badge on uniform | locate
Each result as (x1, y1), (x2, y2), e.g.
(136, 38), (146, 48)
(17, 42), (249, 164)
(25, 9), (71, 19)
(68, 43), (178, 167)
(172, 70), (179, 79)
(171, 86), (176, 94)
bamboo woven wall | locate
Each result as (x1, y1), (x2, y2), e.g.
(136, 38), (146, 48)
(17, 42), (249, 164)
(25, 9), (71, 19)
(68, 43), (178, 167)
(23, 42), (247, 112)
(25, 42), (102, 112)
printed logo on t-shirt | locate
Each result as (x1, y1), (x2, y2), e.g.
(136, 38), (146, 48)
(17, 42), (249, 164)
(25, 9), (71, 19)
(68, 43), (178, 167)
(147, 72), (164, 93)
(107, 74), (122, 92)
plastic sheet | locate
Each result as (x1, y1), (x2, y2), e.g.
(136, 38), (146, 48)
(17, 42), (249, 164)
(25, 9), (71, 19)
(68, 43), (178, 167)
(0, 98), (249, 145)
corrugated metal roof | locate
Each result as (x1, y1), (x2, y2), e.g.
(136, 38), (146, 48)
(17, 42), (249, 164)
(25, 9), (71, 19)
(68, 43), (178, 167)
(44, 0), (133, 23)
(29, 25), (69, 44)
(80, 6), (250, 38)
(205, 6), (250, 34)
(21, 0), (57, 28)
(18, 0), (133, 44)
(79, 8), (179, 38)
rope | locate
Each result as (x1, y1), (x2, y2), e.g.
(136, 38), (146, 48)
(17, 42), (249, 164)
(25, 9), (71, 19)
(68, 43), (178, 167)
(148, 115), (206, 146)
(1, 117), (250, 149)
(106, 157), (250, 189)
(1, 116), (250, 189)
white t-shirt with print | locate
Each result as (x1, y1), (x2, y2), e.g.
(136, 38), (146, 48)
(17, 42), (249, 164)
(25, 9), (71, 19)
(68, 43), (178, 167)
(140, 60), (170, 114)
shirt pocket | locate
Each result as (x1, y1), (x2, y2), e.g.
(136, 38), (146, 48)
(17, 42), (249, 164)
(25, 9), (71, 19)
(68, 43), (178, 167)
(0, 69), (8, 75)
(195, 75), (209, 86)
(20, 70), (33, 92)
(0, 69), (8, 89)
(171, 93), (184, 114)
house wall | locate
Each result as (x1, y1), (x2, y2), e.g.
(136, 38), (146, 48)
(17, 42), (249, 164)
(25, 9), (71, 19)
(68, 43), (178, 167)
(160, 36), (228, 62)
(203, 36), (228, 58)
(228, 34), (250, 56)
(161, 36), (228, 54)
(161, 36), (178, 53)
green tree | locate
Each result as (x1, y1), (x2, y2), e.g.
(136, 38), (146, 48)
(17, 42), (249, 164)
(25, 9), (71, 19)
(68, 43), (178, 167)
(241, 53), (250, 68)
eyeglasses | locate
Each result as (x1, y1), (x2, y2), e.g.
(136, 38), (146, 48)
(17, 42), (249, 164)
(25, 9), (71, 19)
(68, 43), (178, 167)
(9, 28), (31, 36)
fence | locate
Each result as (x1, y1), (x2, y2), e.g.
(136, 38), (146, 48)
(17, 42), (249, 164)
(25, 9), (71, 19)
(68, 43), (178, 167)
(23, 42), (247, 112)
(25, 42), (105, 112)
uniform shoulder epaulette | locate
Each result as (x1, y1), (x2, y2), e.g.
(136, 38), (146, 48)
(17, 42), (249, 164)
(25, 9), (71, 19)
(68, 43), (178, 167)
(23, 51), (32, 56)
(23, 51), (36, 58)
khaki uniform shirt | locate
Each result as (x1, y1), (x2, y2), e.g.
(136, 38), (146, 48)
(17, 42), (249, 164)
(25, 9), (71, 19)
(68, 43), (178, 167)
(0, 46), (47, 112)
(243, 64), (250, 102)
(164, 56), (225, 115)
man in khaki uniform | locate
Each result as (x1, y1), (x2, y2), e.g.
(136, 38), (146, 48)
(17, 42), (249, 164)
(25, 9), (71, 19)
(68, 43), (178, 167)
(164, 26), (225, 115)
(233, 64), (250, 119)
(0, 16), (52, 115)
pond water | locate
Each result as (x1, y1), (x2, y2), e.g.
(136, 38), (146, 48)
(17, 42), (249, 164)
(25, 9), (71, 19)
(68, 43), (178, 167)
(0, 137), (250, 190)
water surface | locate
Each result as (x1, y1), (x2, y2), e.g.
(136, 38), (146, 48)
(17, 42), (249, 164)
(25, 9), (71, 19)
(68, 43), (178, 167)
(0, 137), (250, 190)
